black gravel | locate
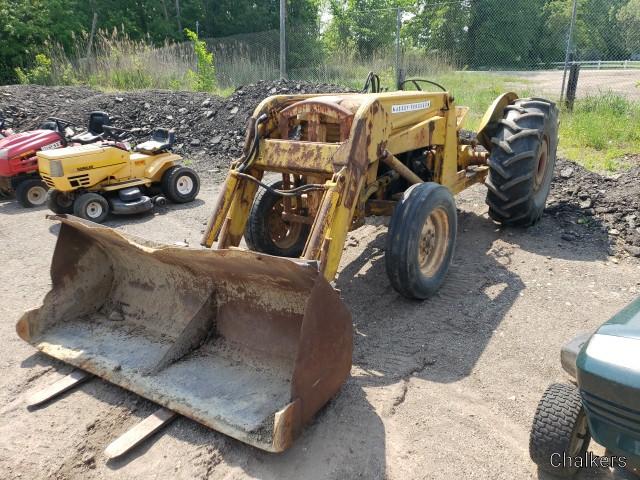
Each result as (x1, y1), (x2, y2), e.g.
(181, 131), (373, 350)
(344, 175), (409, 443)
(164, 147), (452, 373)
(0, 80), (351, 174)
(546, 158), (640, 258)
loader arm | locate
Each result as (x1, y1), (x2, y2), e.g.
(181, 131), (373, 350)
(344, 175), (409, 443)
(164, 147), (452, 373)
(201, 90), (485, 282)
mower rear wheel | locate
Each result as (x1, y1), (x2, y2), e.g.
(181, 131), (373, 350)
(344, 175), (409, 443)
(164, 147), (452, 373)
(530, 383), (590, 477)
(161, 166), (200, 203)
(245, 180), (310, 258)
(73, 193), (109, 223)
(385, 182), (457, 299)
(15, 179), (48, 208)
(46, 189), (74, 214)
(485, 97), (559, 226)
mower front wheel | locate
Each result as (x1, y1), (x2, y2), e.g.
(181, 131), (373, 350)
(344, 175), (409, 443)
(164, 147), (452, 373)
(530, 383), (591, 477)
(73, 193), (109, 223)
(161, 166), (200, 203)
(46, 189), (74, 214)
(385, 182), (457, 299)
(15, 178), (48, 208)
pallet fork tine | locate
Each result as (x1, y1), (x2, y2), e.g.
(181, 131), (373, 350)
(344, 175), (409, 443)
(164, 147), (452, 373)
(104, 407), (177, 460)
(26, 369), (92, 408)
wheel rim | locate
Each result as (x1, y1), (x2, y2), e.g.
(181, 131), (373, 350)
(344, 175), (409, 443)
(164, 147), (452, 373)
(28, 186), (47, 206)
(176, 175), (194, 195)
(533, 137), (549, 191)
(418, 207), (449, 277)
(267, 200), (303, 250)
(569, 413), (589, 456)
(85, 200), (104, 219)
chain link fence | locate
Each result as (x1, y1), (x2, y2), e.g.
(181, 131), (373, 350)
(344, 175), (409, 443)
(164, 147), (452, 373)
(204, 1), (639, 101)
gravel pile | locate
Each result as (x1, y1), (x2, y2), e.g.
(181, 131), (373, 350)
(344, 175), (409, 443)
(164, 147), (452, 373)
(547, 157), (640, 257)
(0, 80), (351, 174)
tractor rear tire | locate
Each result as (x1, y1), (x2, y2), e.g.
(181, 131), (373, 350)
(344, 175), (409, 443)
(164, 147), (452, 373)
(245, 180), (310, 258)
(15, 178), (48, 208)
(73, 193), (109, 224)
(529, 383), (591, 477)
(485, 97), (559, 226)
(385, 182), (457, 299)
(161, 166), (200, 203)
(46, 189), (74, 214)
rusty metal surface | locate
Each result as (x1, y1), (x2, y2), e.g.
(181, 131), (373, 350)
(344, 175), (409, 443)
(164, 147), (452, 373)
(17, 216), (352, 453)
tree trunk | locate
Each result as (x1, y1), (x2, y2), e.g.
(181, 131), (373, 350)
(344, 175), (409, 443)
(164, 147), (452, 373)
(160, 0), (169, 21)
(175, 0), (182, 32)
(86, 11), (98, 58)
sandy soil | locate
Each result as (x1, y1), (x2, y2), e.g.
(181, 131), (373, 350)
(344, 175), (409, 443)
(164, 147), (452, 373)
(497, 69), (640, 100)
(1, 175), (639, 480)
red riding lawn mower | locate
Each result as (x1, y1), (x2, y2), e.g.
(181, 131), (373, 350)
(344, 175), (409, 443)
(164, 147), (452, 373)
(0, 112), (111, 207)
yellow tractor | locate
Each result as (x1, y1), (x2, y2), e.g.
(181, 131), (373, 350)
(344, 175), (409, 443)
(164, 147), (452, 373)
(37, 126), (200, 223)
(17, 80), (558, 455)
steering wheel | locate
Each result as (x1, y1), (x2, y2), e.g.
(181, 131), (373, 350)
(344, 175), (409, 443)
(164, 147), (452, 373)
(102, 125), (133, 141)
(46, 117), (76, 133)
(399, 78), (447, 92)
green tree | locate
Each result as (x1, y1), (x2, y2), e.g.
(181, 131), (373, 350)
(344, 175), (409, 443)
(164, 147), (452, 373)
(617, 0), (640, 55)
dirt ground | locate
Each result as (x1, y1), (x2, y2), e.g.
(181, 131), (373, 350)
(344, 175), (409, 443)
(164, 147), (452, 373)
(1, 171), (639, 479)
(498, 69), (640, 100)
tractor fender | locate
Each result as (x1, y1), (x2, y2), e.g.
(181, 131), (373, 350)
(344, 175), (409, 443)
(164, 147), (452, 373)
(144, 153), (181, 182)
(476, 92), (518, 151)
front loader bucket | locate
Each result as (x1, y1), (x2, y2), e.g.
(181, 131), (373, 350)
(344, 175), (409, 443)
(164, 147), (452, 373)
(16, 216), (352, 452)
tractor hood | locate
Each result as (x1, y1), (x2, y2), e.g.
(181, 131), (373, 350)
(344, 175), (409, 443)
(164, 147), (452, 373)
(596, 295), (640, 340)
(576, 296), (640, 464)
(0, 129), (63, 159)
(577, 296), (640, 385)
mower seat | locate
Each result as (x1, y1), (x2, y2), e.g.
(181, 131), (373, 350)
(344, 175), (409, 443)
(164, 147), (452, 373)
(135, 128), (175, 154)
(72, 111), (111, 144)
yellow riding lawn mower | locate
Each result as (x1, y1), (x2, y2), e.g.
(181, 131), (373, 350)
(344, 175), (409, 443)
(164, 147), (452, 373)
(37, 126), (200, 223)
(17, 78), (558, 455)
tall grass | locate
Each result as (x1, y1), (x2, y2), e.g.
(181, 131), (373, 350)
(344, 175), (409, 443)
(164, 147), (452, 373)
(559, 93), (640, 171)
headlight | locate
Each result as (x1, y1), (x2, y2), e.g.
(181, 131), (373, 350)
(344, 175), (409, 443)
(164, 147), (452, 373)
(0, 149), (7, 161)
(50, 159), (64, 177)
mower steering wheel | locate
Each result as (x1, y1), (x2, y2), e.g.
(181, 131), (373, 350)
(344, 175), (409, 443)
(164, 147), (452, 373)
(102, 125), (132, 141)
(399, 79), (447, 92)
(46, 117), (75, 133)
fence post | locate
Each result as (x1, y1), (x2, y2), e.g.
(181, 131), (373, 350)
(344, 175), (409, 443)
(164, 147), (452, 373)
(280, 0), (287, 80)
(560, 0), (578, 102)
(566, 62), (580, 111)
(395, 7), (403, 90)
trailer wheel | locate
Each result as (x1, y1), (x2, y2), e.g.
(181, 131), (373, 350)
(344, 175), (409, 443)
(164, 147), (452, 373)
(46, 189), (74, 214)
(161, 166), (200, 203)
(485, 97), (559, 226)
(245, 180), (310, 257)
(530, 383), (590, 477)
(385, 182), (457, 299)
(15, 179), (48, 208)
(73, 193), (109, 223)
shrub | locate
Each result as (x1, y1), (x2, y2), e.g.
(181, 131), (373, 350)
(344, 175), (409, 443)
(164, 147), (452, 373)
(184, 28), (217, 91)
(14, 54), (54, 85)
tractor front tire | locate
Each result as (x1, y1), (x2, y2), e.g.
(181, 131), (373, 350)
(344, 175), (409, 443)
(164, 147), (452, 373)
(385, 182), (457, 300)
(15, 178), (48, 208)
(245, 180), (310, 258)
(161, 166), (200, 203)
(73, 193), (109, 223)
(529, 383), (591, 478)
(46, 189), (74, 214)
(485, 97), (559, 226)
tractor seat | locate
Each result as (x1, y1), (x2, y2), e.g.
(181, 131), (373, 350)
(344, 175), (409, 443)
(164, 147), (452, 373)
(72, 111), (111, 144)
(134, 128), (175, 154)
